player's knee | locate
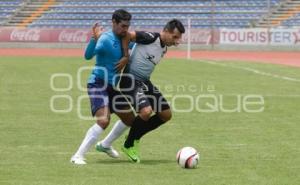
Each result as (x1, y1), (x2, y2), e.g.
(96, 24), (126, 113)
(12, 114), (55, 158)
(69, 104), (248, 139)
(96, 118), (110, 129)
(160, 109), (172, 122)
(139, 107), (153, 121)
(118, 112), (135, 127)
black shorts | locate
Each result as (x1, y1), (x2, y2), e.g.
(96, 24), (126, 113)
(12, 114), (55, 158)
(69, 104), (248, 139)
(87, 78), (129, 116)
(119, 76), (170, 113)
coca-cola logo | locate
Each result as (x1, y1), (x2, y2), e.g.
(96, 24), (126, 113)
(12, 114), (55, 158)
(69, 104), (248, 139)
(182, 30), (215, 44)
(10, 29), (41, 41)
(58, 30), (89, 43)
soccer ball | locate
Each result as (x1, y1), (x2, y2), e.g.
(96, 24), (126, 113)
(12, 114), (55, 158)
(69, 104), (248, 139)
(176, 147), (199, 169)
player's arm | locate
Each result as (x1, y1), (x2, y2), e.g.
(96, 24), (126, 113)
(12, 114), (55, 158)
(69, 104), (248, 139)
(125, 31), (159, 44)
(115, 31), (158, 72)
(84, 23), (104, 60)
(84, 38), (97, 60)
(115, 33), (133, 73)
(120, 31), (158, 57)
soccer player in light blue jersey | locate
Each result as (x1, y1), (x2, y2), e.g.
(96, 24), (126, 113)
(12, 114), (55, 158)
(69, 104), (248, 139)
(71, 9), (135, 165)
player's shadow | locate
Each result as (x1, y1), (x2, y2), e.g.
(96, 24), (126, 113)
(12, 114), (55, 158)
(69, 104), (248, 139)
(95, 159), (130, 164)
(139, 159), (174, 165)
(95, 159), (173, 165)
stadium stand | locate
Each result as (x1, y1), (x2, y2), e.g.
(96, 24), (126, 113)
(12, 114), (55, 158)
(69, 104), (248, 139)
(0, 0), (299, 28)
(0, 0), (24, 26)
(256, 0), (300, 27)
(282, 13), (300, 26)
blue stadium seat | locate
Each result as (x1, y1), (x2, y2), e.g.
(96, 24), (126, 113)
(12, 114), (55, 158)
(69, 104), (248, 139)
(24, 0), (288, 28)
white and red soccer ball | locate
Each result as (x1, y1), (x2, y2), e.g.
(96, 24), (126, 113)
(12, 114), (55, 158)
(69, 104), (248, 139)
(176, 147), (199, 169)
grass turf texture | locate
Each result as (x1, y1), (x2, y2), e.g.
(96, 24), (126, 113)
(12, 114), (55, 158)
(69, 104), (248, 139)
(0, 56), (299, 185)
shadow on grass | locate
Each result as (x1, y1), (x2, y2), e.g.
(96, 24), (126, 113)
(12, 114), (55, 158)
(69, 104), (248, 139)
(140, 159), (174, 165)
(94, 159), (174, 165)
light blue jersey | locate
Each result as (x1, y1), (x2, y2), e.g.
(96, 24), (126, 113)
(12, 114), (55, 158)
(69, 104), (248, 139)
(84, 30), (122, 87)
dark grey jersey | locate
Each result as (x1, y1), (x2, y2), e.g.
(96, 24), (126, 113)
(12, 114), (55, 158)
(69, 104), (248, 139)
(126, 31), (167, 81)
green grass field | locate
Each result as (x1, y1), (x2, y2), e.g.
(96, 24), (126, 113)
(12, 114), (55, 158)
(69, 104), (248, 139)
(0, 56), (299, 185)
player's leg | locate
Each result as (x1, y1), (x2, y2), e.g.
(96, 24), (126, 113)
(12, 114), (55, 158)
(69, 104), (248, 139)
(71, 106), (110, 164)
(123, 84), (153, 149)
(135, 109), (172, 140)
(71, 82), (110, 164)
(120, 86), (171, 163)
(121, 104), (154, 163)
(98, 108), (138, 161)
(99, 107), (135, 150)
(117, 79), (152, 162)
(133, 81), (172, 140)
(95, 87), (135, 158)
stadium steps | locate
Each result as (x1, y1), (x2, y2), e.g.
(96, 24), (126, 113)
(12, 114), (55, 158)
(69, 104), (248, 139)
(3, 0), (57, 27)
(256, 0), (300, 27)
(0, 1), (26, 27)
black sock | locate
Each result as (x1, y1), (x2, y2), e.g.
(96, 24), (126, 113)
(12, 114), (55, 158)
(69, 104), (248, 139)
(124, 116), (145, 148)
(135, 114), (166, 140)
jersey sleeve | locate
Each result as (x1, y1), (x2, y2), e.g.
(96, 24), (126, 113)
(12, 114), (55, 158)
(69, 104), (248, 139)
(94, 34), (110, 54)
(135, 31), (160, 44)
(84, 38), (97, 60)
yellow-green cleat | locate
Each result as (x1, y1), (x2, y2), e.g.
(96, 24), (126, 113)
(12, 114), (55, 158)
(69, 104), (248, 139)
(133, 140), (140, 156)
(121, 145), (140, 163)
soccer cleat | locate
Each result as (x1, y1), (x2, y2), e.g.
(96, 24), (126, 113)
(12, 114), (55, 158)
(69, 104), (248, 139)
(133, 140), (140, 156)
(95, 142), (119, 158)
(70, 156), (87, 165)
(121, 146), (140, 163)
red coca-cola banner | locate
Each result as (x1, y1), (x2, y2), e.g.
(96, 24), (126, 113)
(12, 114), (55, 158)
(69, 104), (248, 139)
(0, 27), (220, 44)
(0, 28), (92, 43)
(135, 28), (220, 44)
(182, 29), (220, 44)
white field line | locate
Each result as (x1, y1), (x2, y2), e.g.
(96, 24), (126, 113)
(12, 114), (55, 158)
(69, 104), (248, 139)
(200, 60), (300, 83)
(218, 94), (300, 97)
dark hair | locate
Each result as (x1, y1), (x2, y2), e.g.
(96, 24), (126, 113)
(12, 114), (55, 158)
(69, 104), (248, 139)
(112, 9), (132, 23)
(164, 19), (185, 34)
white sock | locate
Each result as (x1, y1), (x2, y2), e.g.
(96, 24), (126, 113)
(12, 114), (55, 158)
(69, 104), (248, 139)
(73, 123), (103, 158)
(101, 120), (128, 148)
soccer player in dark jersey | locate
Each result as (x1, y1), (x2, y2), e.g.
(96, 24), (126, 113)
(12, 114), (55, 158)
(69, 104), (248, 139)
(100, 19), (185, 163)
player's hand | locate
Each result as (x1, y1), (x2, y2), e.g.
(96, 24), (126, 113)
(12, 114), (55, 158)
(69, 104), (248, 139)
(92, 22), (104, 40)
(115, 56), (129, 73)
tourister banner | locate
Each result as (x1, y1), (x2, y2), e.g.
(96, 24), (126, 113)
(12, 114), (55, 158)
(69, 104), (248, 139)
(220, 28), (300, 45)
